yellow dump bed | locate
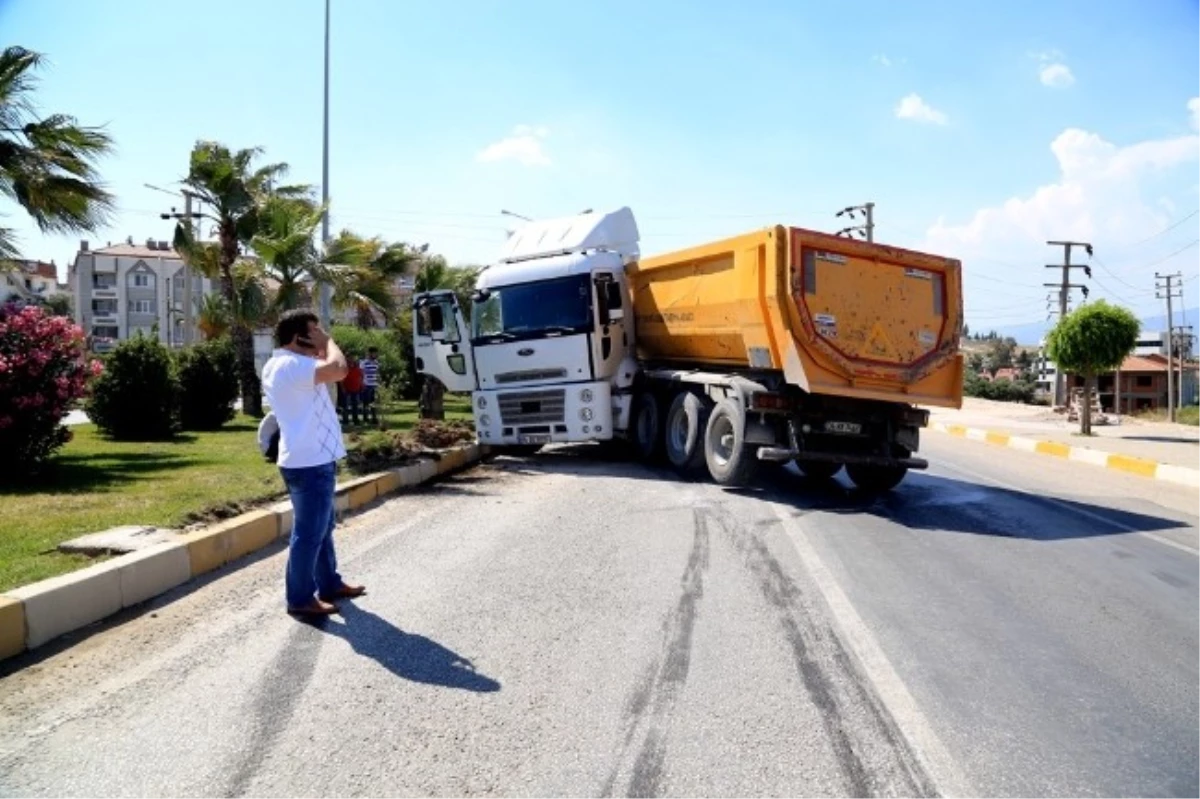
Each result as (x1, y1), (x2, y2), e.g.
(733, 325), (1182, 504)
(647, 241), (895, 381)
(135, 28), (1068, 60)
(628, 225), (964, 408)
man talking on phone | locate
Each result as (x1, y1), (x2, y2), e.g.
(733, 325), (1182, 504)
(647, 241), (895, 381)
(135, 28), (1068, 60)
(262, 309), (366, 616)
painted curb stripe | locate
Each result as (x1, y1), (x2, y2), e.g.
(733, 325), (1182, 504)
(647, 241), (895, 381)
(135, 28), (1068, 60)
(932, 423), (1198, 486)
(0, 443), (488, 663)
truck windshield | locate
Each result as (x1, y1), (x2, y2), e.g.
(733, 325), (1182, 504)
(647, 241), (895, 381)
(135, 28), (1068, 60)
(472, 274), (594, 343)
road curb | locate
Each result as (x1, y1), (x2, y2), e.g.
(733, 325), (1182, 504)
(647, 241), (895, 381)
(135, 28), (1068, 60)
(930, 422), (1200, 488)
(0, 442), (488, 663)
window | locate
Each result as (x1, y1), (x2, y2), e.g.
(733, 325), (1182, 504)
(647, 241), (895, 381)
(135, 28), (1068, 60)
(471, 274), (593, 342)
(132, 299), (154, 314)
(92, 326), (118, 339)
(133, 273), (151, 288)
(92, 275), (116, 290)
(1135, 375), (1153, 388)
(92, 299), (118, 314)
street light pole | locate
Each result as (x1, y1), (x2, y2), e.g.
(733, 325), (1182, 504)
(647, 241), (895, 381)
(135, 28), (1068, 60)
(319, 0), (333, 327)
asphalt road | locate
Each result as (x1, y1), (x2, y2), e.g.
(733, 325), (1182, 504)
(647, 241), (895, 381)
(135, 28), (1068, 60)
(0, 433), (1196, 798)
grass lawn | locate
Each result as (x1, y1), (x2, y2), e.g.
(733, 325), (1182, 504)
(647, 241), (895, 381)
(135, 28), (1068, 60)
(1133, 406), (1199, 426)
(0, 396), (476, 593)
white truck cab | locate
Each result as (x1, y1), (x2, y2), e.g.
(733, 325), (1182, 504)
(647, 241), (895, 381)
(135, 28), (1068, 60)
(413, 207), (641, 451)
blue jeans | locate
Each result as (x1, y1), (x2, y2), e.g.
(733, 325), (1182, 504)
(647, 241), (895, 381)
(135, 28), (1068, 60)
(280, 461), (343, 607)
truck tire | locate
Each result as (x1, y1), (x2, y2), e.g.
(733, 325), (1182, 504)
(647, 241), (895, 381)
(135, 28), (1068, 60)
(632, 391), (663, 463)
(796, 460), (842, 481)
(665, 391), (711, 474)
(704, 397), (759, 487)
(845, 463), (908, 493)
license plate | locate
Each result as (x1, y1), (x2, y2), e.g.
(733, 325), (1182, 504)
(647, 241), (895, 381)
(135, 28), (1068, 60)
(824, 421), (862, 435)
(519, 434), (551, 444)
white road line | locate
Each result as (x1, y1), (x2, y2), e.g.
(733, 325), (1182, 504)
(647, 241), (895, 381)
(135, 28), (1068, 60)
(933, 459), (1200, 557)
(768, 502), (974, 799)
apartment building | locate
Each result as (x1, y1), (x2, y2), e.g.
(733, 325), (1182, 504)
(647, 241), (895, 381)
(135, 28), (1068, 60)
(3, 259), (68, 305)
(69, 238), (216, 352)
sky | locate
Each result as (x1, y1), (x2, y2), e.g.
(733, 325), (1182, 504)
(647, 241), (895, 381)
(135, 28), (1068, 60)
(2, 0), (1198, 339)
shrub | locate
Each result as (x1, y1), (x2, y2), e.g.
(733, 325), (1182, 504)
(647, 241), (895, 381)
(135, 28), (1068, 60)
(330, 324), (408, 395)
(175, 336), (238, 430)
(0, 302), (101, 479)
(86, 332), (181, 440)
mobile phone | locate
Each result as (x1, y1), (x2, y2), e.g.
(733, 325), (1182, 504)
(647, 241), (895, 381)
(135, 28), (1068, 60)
(296, 336), (317, 350)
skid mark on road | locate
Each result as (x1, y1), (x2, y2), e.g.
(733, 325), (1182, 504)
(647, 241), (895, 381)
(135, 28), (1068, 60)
(764, 501), (971, 798)
(603, 508), (710, 798)
(706, 502), (935, 798)
(225, 622), (326, 796)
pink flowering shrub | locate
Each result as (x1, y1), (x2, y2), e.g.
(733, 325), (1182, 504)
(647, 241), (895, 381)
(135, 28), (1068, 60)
(0, 302), (101, 479)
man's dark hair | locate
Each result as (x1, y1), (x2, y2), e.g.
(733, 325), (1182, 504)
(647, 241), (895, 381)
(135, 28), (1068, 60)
(276, 308), (319, 347)
(367, 346), (378, 356)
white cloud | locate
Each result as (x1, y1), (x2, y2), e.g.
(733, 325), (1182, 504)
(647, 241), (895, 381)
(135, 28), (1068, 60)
(924, 97), (1199, 260)
(895, 93), (948, 125)
(1031, 49), (1075, 89)
(476, 125), (551, 166)
(1039, 63), (1075, 88)
(872, 53), (907, 68)
(1189, 97), (1200, 130)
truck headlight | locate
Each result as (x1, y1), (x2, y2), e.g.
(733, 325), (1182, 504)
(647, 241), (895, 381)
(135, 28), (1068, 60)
(579, 407), (594, 422)
(477, 396), (487, 410)
(480, 414), (492, 427)
(580, 388), (593, 403)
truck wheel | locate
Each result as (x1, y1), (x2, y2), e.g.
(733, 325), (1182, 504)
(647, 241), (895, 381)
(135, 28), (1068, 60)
(845, 463), (907, 493)
(665, 391), (711, 474)
(704, 397), (759, 487)
(796, 461), (842, 481)
(632, 392), (663, 463)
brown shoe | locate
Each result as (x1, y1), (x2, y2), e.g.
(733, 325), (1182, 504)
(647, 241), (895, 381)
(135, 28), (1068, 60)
(319, 583), (366, 601)
(287, 598), (339, 616)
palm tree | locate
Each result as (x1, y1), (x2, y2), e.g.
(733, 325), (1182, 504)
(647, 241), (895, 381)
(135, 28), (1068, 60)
(325, 232), (426, 329)
(250, 193), (323, 314)
(173, 141), (308, 417)
(178, 241), (272, 343)
(0, 46), (115, 263)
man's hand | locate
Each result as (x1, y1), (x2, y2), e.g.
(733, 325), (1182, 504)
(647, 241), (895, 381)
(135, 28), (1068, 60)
(304, 324), (331, 354)
(313, 329), (348, 385)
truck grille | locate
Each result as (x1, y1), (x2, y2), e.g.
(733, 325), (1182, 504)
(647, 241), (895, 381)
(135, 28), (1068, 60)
(495, 368), (568, 384)
(498, 389), (565, 425)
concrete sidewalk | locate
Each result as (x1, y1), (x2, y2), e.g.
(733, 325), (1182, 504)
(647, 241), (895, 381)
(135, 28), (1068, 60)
(928, 398), (1199, 486)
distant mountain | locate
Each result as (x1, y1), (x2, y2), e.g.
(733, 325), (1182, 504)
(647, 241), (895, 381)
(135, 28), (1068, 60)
(978, 312), (1187, 346)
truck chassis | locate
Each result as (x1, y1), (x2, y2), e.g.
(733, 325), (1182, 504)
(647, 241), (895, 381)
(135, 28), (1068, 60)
(623, 366), (930, 492)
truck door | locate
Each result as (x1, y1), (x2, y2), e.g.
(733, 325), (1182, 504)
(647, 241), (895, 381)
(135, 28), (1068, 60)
(412, 290), (478, 393)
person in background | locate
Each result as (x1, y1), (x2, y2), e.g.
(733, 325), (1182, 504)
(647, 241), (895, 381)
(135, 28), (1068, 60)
(261, 309), (366, 616)
(359, 346), (380, 424)
(341, 356), (364, 425)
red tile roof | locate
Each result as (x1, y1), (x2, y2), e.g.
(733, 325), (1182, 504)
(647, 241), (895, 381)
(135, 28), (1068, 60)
(1119, 354), (1168, 372)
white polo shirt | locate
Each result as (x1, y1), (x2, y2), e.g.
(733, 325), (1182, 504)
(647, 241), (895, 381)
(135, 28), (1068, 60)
(261, 349), (347, 469)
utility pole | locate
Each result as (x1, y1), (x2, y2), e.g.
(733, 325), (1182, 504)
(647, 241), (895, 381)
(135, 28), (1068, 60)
(1155, 272), (1182, 421)
(150, 183), (203, 346)
(318, 0), (333, 328)
(835, 202), (875, 242)
(1044, 239), (1093, 407)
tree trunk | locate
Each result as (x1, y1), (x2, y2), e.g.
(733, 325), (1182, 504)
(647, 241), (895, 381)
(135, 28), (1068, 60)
(234, 324), (263, 418)
(419, 377), (445, 420)
(218, 223), (262, 418)
(1080, 372), (1093, 436)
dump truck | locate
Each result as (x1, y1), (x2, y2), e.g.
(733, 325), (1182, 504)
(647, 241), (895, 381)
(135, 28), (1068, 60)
(413, 207), (964, 491)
